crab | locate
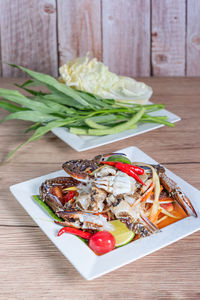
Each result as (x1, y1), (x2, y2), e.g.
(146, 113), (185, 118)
(40, 153), (197, 238)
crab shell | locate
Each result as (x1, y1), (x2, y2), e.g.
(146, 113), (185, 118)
(62, 153), (125, 179)
(62, 155), (105, 179)
(40, 176), (80, 212)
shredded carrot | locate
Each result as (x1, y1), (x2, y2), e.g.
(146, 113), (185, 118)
(160, 185), (163, 193)
(131, 183), (154, 210)
(141, 183), (154, 202)
(159, 197), (173, 201)
(150, 208), (162, 224)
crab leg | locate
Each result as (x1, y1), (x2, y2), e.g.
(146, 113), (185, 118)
(139, 212), (160, 234)
(160, 173), (197, 217)
(56, 210), (111, 231)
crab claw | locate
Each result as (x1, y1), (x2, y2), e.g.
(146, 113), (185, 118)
(110, 200), (159, 237)
(56, 210), (112, 231)
(40, 176), (80, 212)
(160, 173), (197, 217)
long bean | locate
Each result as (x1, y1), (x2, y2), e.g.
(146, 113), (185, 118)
(88, 107), (145, 136)
(85, 119), (109, 129)
(70, 127), (88, 135)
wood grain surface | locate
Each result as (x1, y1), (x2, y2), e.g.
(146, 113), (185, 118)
(186, 0), (200, 76)
(0, 0), (200, 77)
(102, 0), (150, 76)
(57, 0), (102, 66)
(152, 0), (186, 76)
(0, 0), (58, 77)
(0, 77), (200, 299)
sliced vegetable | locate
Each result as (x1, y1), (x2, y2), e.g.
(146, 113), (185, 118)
(62, 186), (78, 191)
(134, 163), (161, 223)
(160, 207), (179, 219)
(108, 220), (135, 247)
(141, 183), (154, 202)
(156, 215), (168, 225)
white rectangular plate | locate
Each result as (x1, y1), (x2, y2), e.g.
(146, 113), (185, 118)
(10, 147), (200, 280)
(52, 104), (180, 151)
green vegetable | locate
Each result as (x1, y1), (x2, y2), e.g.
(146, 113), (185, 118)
(0, 100), (28, 112)
(0, 64), (174, 160)
(87, 108), (145, 136)
(33, 195), (63, 222)
(84, 118), (109, 129)
(107, 155), (132, 164)
(70, 127), (88, 135)
(0, 110), (59, 124)
(9, 64), (90, 107)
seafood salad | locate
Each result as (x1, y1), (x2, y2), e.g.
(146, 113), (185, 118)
(36, 153), (197, 255)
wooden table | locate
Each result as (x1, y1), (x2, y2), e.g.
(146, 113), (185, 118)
(0, 78), (200, 299)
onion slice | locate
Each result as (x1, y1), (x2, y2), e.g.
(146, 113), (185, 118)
(133, 162), (160, 223)
(160, 207), (179, 219)
(156, 215), (168, 225)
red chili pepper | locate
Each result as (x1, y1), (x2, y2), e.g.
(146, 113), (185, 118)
(63, 191), (75, 203)
(115, 162), (146, 185)
(57, 227), (92, 239)
(128, 165), (144, 175)
(101, 161), (144, 175)
(101, 161), (116, 166)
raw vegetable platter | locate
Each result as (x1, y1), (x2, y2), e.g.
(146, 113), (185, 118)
(0, 64), (179, 157)
(10, 146), (200, 280)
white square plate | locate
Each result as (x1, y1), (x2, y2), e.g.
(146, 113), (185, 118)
(10, 147), (200, 280)
(51, 105), (180, 151)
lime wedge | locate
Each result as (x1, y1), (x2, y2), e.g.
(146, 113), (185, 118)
(108, 220), (135, 247)
(107, 155), (131, 164)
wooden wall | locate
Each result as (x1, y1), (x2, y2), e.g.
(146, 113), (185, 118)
(0, 0), (200, 77)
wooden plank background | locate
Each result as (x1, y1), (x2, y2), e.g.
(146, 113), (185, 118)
(0, 0), (200, 77)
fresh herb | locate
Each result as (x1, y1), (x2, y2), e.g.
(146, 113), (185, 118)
(0, 64), (174, 159)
